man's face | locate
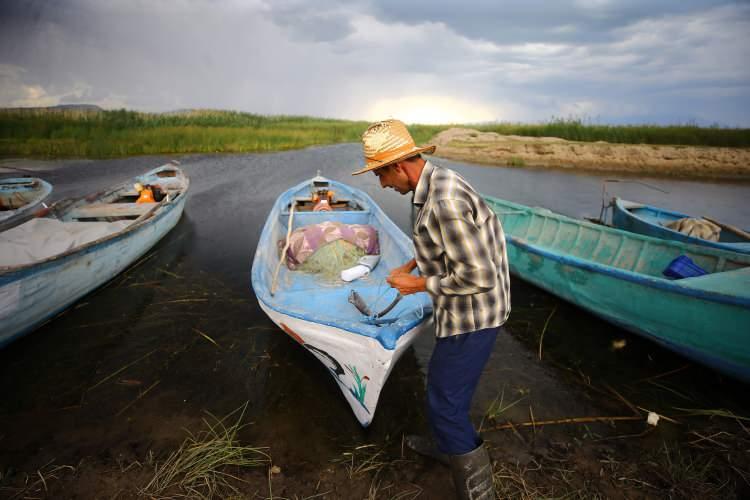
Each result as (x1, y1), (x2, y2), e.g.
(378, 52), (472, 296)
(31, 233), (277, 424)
(373, 164), (410, 195)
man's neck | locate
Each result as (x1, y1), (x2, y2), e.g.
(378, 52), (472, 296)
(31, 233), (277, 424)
(404, 159), (426, 191)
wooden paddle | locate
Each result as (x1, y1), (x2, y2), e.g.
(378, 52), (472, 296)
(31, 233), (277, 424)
(702, 216), (750, 241)
(271, 200), (296, 296)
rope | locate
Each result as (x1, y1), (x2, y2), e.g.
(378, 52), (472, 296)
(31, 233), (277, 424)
(270, 199), (296, 296)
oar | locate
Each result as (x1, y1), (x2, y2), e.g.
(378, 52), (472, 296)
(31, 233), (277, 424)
(702, 216), (750, 241)
(271, 200), (296, 296)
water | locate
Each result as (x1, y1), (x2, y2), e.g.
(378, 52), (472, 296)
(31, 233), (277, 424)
(1, 146), (748, 496)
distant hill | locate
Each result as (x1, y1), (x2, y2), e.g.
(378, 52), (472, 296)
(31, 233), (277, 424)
(1, 104), (103, 112)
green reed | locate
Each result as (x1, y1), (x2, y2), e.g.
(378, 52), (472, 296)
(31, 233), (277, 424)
(475, 117), (750, 148)
(0, 109), (747, 158)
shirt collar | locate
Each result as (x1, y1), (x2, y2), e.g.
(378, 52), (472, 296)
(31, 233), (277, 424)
(412, 160), (435, 206)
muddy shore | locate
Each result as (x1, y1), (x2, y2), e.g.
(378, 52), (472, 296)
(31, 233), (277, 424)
(430, 128), (750, 180)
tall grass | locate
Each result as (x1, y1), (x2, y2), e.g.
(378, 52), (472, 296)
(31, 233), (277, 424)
(0, 109), (378, 158)
(0, 109), (747, 158)
(475, 117), (750, 148)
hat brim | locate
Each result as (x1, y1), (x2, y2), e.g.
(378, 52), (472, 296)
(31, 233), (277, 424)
(352, 144), (436, 176)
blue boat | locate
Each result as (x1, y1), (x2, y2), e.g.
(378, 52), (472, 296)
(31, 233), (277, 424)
(251, 175), (433, 426)
(0, 177), (53, 232)
(0, 163), (189, 347)
(484, 196), (750, 383)
(612, 197), (750, 254)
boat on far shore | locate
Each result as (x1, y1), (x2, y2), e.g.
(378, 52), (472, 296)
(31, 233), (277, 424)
(0, 177), (53, 232)
(612, 197), (750, 254)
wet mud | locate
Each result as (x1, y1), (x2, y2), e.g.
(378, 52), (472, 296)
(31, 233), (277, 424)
(1, 146), (749, 499)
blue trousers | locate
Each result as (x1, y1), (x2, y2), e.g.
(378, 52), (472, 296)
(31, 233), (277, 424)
(427, 327), (498, 455)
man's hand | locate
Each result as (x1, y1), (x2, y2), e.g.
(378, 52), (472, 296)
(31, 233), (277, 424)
(389, 258), (417, 277)
(386, 274), (427, 295)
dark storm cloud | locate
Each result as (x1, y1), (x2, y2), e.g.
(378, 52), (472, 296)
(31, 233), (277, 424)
(367, 0), (743, 44)
(0, 0), (748, 125)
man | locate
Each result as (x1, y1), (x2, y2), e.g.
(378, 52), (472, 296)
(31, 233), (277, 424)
(352, 119), (511, 500)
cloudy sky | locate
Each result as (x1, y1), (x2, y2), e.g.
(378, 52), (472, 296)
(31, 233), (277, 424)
(1, 0), (749, 125)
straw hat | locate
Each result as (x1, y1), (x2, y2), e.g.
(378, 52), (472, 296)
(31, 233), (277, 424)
(352, 119), (436, 175)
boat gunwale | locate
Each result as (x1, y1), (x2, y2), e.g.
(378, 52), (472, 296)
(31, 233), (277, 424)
(0, 165), (189, 277)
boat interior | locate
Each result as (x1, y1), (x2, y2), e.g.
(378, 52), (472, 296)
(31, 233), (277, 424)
(628, 206), (750, 244)
(62, 168), (186, 223)
(0, 179), (43, 211)
(259, 179), (431, 340)
(1, 167), (187, 268)
(486, 198), (750, 280)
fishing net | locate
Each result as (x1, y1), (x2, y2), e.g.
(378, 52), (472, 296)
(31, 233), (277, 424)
(297, 239), (366, 279)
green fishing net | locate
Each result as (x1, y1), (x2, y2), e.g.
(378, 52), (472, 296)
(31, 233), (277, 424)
(297, 239), (366, 279)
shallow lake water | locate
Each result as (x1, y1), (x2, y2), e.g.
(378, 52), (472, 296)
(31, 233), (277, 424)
(1, 146), (748, 498)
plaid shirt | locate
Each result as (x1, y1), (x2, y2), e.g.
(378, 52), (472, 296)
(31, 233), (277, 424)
(412, 161), (511, 337)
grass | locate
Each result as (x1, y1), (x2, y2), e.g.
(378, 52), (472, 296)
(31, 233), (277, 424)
(475, 117), (750, 148)
(140, 402), (270, 499)
(1, 108), (748, 159)
(0, 108), (442, 158)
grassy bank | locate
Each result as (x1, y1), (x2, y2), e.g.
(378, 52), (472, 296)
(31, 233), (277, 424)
(0, 109), (747, 158)
(0, 109), (442, 158)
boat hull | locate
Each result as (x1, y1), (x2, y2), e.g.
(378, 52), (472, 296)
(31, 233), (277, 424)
(505, 238), (750, 382)
(259, 300), (432, 426)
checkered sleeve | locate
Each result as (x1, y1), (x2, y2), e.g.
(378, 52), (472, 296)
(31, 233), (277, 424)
(425, 198), (499, 297)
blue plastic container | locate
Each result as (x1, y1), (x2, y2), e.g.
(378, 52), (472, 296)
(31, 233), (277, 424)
(663, 255), (708, 279)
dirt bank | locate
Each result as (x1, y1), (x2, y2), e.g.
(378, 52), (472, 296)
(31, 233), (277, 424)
(430, 128), (750, 180)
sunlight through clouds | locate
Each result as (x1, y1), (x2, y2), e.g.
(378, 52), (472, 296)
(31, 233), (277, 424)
(367, 95), (499, 124)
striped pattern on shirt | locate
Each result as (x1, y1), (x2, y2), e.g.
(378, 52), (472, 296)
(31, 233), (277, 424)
(412, 161), (511, 337)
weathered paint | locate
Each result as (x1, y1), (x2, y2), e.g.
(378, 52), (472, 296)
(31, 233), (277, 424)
(484, 196), (750, 383)
(251, 176), (434, 426)
(0, 164), (189, 346)
(612, 197), (750, 254)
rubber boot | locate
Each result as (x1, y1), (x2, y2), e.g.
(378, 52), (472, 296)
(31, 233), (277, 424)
(404, 434), (449, 465)
(449, 444), (494, 500)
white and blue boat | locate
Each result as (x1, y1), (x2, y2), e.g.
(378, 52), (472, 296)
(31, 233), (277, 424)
(612, 197), (750, 254)
(0, 177), (53, 232)
(251, 176), (433, 426)
(0, 163), (189, 346)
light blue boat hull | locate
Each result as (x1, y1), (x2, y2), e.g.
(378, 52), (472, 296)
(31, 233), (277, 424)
(485, 196), (750, 382)
(0, 164), (189, 346)
(612, 197), (750, 254)
(0, 177), (53, 232)
(251, 176), (433, 426)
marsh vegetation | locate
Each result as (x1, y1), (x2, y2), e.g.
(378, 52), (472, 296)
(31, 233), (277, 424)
(1, 108), (748, 159)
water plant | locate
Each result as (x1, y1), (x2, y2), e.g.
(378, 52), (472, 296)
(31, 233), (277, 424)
(140, 402), (270, 499)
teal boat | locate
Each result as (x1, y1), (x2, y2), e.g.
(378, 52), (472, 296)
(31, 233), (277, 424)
(483, 196), (750, 383)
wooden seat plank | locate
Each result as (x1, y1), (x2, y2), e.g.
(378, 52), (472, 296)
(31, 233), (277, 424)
(70, 202), (157, 219)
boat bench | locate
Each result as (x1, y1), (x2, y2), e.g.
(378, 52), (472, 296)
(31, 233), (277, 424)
(69, 202), (158, 219)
